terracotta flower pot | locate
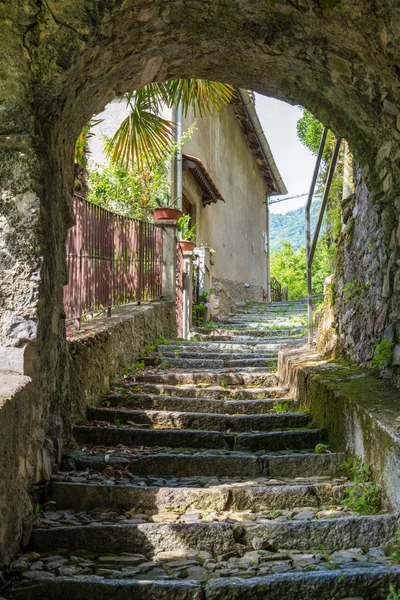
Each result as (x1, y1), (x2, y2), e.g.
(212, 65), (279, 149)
(153, 207), (182, 221)
(179, 240), (196, 252)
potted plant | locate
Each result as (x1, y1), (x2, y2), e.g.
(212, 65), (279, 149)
(153, 193), (182, 221)
(178, 214), (197, 251)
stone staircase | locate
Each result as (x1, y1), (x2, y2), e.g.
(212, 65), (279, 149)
(7, 302), (400, 599)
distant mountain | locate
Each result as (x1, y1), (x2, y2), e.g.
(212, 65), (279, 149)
(270, 200), (322, 251)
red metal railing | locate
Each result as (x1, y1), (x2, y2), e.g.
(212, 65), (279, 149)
(64, 195), (163, 327)
(176, 243), (184, 338)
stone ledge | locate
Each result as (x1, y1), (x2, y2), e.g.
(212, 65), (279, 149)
(278, 341), (400, 510)
(0, 371), (31, 406)
(67, 300), (176, 435)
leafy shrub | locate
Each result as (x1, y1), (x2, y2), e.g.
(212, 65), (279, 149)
(372, 338), (394, 369)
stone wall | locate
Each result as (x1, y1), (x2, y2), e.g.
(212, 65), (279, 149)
(210, 277), (264, 318)
(278, 343), (400, 510)
(317, 164), (400, 389)
(3, 0), (400, 568)
(0, 301), (175, 566)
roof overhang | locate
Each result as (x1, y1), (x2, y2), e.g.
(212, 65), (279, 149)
(232, 89), (288, 196)
(183, 154), (225, 206)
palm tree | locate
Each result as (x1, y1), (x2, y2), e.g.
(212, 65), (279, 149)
(105, 79), (234, 170)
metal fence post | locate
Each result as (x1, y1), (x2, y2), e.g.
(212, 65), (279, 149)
(306, 130), (341, 345)
(137, 219), (144, 305)
(182, 250), (194, 340)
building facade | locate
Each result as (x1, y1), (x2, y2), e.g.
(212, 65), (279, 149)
(89, 90), (286, 316)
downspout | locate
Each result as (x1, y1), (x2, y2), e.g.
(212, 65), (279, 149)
(266, 194), (271, 302)
(236, 89), (288, 196)
(173, 102), (183, 210)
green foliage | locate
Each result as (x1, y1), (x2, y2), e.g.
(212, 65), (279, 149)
(386, 584), (400, 599)
(203, 320), (218, 330)
(87, 159), (162, 220)
(372, 337), (394, 369)
(340, 456), (381, 514)
(144, 343), (155, 356)
(154, 193), (179, 208)
(105, 80), (233, 169)
(273, 402), (289, 413)
(340, 456), (371, 482)
(315, 443), (329, 454)
(295, 108), (344, 250)
(297, 109), (332, 155)
(178, 214), (197, 241)
(74, 118), (103, 168)
(343, 279), (369, 303)
(270, 239), (333, 300)
(193, 287), (214, 325)
(34, 503), (41, 524)
(390, 549), (400, 564)
(123, 361), (145, 376)
(154, 335), (171, 346)
(87, 129), (194, 220)
(220, 379), (227, 387)
(114, 414), (121, 428)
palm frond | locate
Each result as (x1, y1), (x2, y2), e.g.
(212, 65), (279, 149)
(105, 87), (175, 170)
(106, 79), (234, 169)
(164, 79), (234, 117)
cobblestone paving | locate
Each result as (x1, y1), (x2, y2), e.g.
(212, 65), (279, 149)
(4, 302), (400, 599)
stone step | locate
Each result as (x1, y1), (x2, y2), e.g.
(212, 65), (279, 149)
(233, 429), (328, 452)
(141, 357), (278, 369)
(89, 407), (309, 431)
(73, 425), (326, 452)
(205, 568), (400, 600)
(135, 371), (278, 387)
(195, 335), (305, 343)
(31, 514), (399, 555)
(222, 310), (304, 315)
(51, 478), (351, 512)
(123, 383), (289, 399)
(154, 350), (279, 360)
(63, 450), (347, 479)
(216, 320), (304, 327)
(102, 393), (295, 414)
(156, 342), (284, 352)
(11, 567), (400, 600)
(194, 329), (305, 339)
(220, 314), (305, 320)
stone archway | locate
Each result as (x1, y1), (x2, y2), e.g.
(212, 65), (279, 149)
(1, 0), (400, 565)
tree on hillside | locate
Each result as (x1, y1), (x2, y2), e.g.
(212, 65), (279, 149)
(297, 107), (344, 248)
(270, 240), (332, 300)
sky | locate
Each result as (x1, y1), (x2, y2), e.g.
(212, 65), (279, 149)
(254, 94), (316, 214)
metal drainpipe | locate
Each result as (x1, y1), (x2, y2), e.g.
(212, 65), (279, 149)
(175, 101), (183, 210)
(306, 128), (328, 345)
(266, 194), (271, 302)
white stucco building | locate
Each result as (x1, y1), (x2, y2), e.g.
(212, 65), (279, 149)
(89, 90), (286, 314)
